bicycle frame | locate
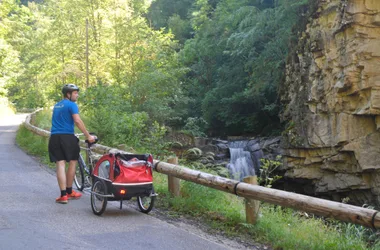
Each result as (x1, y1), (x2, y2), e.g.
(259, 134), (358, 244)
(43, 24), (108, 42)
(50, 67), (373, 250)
(79, 145), (95, 176)
(74, 133), (98, 191)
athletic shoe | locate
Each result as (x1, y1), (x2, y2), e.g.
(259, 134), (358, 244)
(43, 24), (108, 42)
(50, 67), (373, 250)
(67, 190), (82, 200)
(56, 195), (68, 204)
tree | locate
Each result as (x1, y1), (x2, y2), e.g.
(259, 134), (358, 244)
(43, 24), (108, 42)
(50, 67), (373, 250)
(180, 0), (309, 135)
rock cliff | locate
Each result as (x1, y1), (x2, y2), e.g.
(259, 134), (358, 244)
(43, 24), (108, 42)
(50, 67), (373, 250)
(280, 0), (380, 206)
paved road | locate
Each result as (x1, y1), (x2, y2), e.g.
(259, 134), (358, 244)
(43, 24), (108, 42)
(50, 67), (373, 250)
(0, 114), (237, 250)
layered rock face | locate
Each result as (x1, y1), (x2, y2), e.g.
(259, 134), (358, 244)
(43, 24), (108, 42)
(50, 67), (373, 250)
(280, 0), (380, 206)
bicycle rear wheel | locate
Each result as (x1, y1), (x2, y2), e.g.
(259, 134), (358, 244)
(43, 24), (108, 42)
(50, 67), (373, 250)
(74, 154), (86, 191)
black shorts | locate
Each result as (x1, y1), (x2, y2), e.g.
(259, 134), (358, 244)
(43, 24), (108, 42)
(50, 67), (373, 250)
(48, 134), (80, 163)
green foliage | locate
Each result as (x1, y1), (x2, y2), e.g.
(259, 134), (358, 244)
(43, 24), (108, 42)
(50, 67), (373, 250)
(85, 106), (149, 149)
(3, 0), (312, 137)
(183, 117), (207, 137)
(167, 14), (192, 43)
(190, 0), (213, 31)
(2, 0), (185, 114)
(33, 108), (52, 130)
(258, 156), (282, 188)
(0, 1), (23, 99)
(256, 206), (374, 250)
(79, 83), (172, 156)
(1, 1), (53, 109)
(164, 180), (244, 225)
(80, 83), (132, 115)
(324, 214), (380, 249)
(183, 147), (203, 161)
(16, 124), (52, 167)
(177, 0), (310, 135)
(0, 39), (20, 97)
(147, 0), (194, 31)
(143, 121), (171, 158)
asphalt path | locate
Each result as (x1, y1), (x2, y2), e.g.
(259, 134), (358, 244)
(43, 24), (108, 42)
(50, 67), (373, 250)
(0, 114), (237, 250)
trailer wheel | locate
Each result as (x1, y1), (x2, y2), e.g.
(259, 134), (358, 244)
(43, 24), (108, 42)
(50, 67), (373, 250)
(137, 189), (155, 214)
(91, 180), (107, 216)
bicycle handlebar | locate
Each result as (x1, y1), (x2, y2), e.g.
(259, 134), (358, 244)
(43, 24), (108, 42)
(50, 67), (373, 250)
(75, 132), (99, 145)
(85, 138), (99, 145)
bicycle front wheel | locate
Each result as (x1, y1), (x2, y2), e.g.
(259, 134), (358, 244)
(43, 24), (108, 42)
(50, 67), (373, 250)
(74, 154), (85, 191)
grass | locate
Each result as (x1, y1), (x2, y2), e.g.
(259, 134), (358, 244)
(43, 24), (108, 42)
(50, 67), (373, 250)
(17, 110), (380, 250)
(16, 124), (54, 168)
(33, 108), (53, 131)
(151, 169), (380, 250)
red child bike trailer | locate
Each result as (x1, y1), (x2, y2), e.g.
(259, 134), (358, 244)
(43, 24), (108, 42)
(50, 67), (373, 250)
(90, 153), (156, 216)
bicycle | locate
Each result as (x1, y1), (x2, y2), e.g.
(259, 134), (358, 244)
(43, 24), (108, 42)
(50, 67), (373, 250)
(74, 133), (98, 191)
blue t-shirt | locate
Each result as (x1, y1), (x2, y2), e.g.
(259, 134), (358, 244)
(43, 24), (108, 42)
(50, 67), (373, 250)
(51, 99), (79, 134)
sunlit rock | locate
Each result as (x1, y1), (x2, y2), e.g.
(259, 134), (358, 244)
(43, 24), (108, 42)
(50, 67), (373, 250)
(280, 0), (380, 206)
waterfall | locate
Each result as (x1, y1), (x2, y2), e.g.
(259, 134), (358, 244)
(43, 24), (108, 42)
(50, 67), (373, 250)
(227, 140), (263, 181)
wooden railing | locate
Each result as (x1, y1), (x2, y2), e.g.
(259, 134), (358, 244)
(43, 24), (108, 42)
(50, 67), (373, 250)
(23, 111), (380, 229)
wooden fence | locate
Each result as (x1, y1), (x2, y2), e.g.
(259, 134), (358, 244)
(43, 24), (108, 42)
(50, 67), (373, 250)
(23, 111), (380, 229)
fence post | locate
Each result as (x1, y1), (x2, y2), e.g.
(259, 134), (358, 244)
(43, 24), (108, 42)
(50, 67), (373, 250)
(243, 176), (260, 224)
(167, 157), (180, 197)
